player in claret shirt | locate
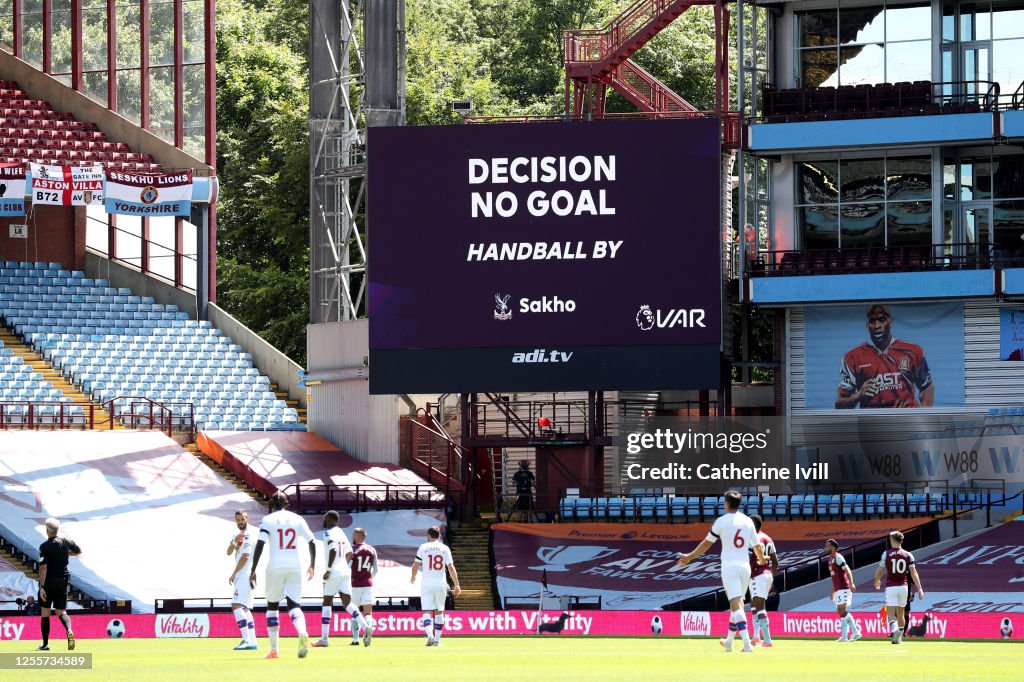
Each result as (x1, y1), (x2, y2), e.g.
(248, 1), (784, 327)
(835, 304), (934, 409)
(747, 515), (778, 647)
(825, 538), (861, 642)
(873, 531), (924, 644)
(348, 527), (379, 646)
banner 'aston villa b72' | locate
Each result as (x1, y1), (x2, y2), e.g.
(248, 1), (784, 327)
(30, 163), (104, 205)
(104, 169), (193, 216)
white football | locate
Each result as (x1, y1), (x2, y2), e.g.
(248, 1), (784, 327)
(651, 615), (663, 635)
(107, 618), (126, 638)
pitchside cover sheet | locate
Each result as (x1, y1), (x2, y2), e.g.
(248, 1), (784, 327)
(367, 119), (722, 393)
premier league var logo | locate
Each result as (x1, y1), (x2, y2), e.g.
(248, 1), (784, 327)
(636, 304), (654, 331)
(493, 293), (512, 321)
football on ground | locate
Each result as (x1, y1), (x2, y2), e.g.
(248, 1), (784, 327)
(0, 637), (1018, 681)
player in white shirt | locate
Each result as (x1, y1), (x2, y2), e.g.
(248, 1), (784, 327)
(249, 491), (316, 659)
(410, 525), (461, 647)
(311, 510), (369, 647)
(678, 491), (765, 653)
(226, 509), (258, 651)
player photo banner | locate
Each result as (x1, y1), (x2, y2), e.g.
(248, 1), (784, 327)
(999, 308), (1024, 361)
(0, 163), (26, 216)
(104, 169), (193, 217)
(802, 302), (965, 410)
(29, 163), (104, 206)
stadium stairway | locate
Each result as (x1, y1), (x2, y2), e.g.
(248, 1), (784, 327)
(0, 326), (120, 428)
(0, 532), (95, 604)
(450, 517), (496, 610)
(182, 442), (266, 503)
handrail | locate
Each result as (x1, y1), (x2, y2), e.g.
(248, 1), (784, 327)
(279, 483), (457, 514)
(0, 396), (194, 436)
(564, 0), (712, 64)
(751, 242), (1016, 278)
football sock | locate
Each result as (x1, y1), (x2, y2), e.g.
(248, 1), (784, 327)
(758, 611), (772, 644)
(59, 614), (72, 633)
(434, 613), (445, 642)
(321, 606), (331, 640)
(889, 619), (898, 634)
(364, 614), (375, 631)
(346, 604), (368, 630)
(845, 614), (859, 636)
(246, 616), (256, 646)
(233, 607), (248, 641)
(267, 611), (280, 651)
(41, 616), (50, 646)
(733, 610), (751, 648)
(289, 607), (307, 637)
(351, 614), (361, 642)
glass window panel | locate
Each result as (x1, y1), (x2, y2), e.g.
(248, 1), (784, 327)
(86, 206), (108, 254)
(887, 201), (932, 246)
(800, 205), (839, 249)
(183, 63), (206, 159)
(993, 200), (1024, 252)
(886, 41), (931, 84)
(887, 157), (931, 201)
(149, 65), (175, 143)
(961, 3), (992, 41)
(51, 10), (72, 74)
(23, 0), (40, 12)
(885, 4), (931, 42)
(961, 159), (993, 199)
(184, 1), (205, 63)
(943, 0), (956, 42)
(993, 40), (1024, 106)
(150, 0), (174, 66)
(943, 206), (955, 251)
(22, 11), (42, 68)
(0, 0), (12, 51)
(838, 44), (884, 85)
(841, 158), (885, 204)
(801, 48), (839, 87)
(116, 215), (143, 267)
(800, 10), (838, 48)
(798, 160), (839, 204)
(83, 70), (108, 107)
(82, 9), (108, 71)
(117, 69), (141, 124)
(993, 4), (1024, 39)
(943, 161), (957, 200)
(841, 203), (886, 248)
(117, 3), (141, 69)
(993, 156), (1024, 198)
(148, 240), (176, 282)
(840, 7), (885, 46)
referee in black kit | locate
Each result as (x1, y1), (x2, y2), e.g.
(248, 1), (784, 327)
(37, 517), (82, 651)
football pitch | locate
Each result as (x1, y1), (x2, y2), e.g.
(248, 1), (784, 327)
(0, 637), (1019, 681)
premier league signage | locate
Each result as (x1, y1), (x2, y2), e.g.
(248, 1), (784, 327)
(367, 119), (723, 393)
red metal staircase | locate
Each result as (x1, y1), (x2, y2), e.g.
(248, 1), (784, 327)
(564, 0), (736, 147)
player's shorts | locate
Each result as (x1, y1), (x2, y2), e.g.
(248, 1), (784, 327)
(264, 566), (302, 604)
(748, 572), (773, 600)
(420, 586), (447, 611)
(833, 589), (853, 607)
(351, 586), (374, 607)
(885, 585), (908, 607)
(323, 572), (352, 597)
(39, 580), (68, 611)
(232, 573), (253, 609)
(721, 562), (752, 601)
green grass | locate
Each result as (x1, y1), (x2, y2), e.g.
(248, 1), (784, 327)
(0, 637), (1020, 681)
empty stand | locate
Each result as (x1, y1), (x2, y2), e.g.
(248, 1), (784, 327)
(0, 261), (303, 431)
(196, 430), (445, 512)
(0, 80), (160, 172)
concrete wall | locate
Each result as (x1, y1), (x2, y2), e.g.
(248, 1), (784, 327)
(86, 251), (197, 317)
(307, 319), (401, 463)
(208, 303), (306, 407)
(0, 50), (211, 173)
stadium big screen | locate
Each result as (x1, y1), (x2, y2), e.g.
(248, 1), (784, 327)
(367, 119), (722, 393)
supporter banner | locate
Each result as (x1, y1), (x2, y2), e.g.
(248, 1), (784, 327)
(104, 169), (193, 216)
(29, 163), (104, 206)
(494, 521), (930, 610)
(0, 163), (26, 216)
(0, 611), (1017, 640)
(803, 303), (965, 409)
(999, 308), (1024, 361)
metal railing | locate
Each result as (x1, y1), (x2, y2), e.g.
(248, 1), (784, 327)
(750, 243), (1019, 278)
(0, 397), (194, 436)
(279, 483), (458, 515)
